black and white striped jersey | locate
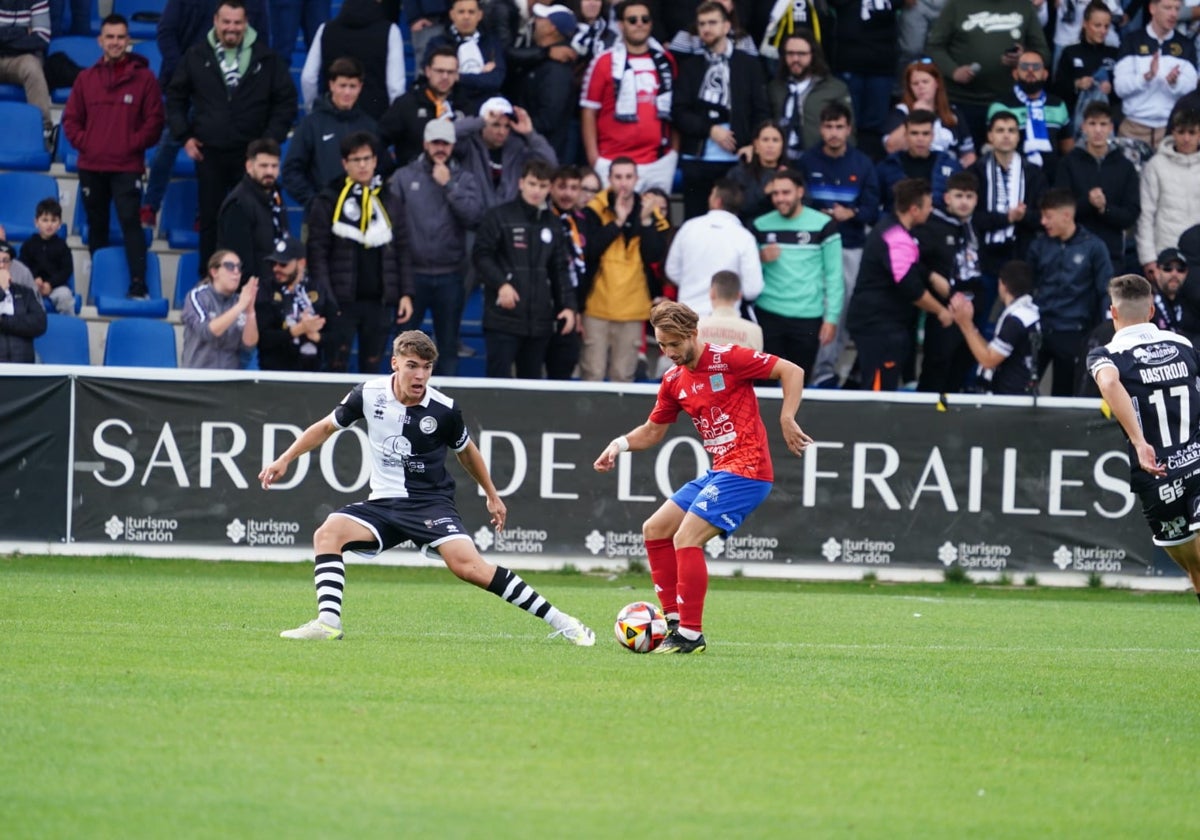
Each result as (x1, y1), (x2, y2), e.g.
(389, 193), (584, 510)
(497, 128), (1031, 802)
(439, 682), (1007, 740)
(332, 376), (470, 501)
(1087, 323), (1200, 491)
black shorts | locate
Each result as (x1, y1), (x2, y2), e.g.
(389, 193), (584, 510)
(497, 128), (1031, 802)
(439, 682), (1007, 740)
(1139, 471), (1200, 546)
(331, 497), (473, 556)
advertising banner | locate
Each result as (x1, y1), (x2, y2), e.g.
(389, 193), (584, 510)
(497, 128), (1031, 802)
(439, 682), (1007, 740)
(0, 374), (70, 542)
(66, 373), (1166, 579)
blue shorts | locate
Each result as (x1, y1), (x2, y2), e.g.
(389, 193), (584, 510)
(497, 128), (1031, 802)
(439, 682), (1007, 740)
(671, 470), (773, 536)
(330, 497), (473, 556)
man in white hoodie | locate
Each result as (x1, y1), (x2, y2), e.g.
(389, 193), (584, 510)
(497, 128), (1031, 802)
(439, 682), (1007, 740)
(1137, 108), (1200, 281)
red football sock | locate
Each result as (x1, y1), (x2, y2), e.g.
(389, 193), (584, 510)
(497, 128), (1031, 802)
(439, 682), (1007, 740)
(645, 538), (678, 616)
(676, 545), (708, 633)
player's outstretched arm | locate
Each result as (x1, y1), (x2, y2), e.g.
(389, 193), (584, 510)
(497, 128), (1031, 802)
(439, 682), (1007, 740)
(593, 421), (670, 473)
(456, 440), (507, 531)
(259, 416), (339, 489)
(1094, 366), (1167, 478)
(770, 357), (814, 458)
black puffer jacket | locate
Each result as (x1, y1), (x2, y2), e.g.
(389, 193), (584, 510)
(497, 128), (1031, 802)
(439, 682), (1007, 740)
(306, 178), (415, 308)
(0, 282), (47, 363)
(217, 174), (289, 288)
(473, 198), (575, 338)
(165, 29), (297, 151)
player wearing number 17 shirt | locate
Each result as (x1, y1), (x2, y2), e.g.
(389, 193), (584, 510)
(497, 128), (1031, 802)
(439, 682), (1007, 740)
(593, 301), (812, 653)
(260, 330), (596, 645)
(1088, 274), (1200, 600)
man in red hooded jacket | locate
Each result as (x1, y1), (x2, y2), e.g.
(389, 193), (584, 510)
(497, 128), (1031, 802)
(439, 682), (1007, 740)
(62, 13), (164, 299)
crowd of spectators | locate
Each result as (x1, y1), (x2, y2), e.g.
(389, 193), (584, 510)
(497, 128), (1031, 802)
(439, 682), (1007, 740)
(7, 0), (1200, 398)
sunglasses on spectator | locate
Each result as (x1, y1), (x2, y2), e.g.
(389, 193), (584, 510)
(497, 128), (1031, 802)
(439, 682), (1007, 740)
(1018, 62), (1044, 71)
(623, 14), (651, 24)
(1162, 263), (1187, 272)
(221, 260), (243, 272)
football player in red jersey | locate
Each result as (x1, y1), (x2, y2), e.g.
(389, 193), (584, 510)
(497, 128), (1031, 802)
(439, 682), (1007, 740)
(593, 300), (812, 653)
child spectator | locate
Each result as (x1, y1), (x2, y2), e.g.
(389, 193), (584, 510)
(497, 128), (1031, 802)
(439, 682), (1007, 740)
(914, 170), (983, 392)
(19, 198), (74, 316)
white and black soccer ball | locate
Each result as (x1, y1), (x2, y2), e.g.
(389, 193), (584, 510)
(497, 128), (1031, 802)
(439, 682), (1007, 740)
(613, 600), (668, 653)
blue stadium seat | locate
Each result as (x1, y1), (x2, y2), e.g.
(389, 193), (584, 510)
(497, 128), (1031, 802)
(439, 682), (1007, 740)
(87, 0), (104, 34)
(113, 0), (166, 39)
(90, 246), (168, 318)
(160, 180), (198, 249)
(35, 313), (90, 365)
(56, 126), (79, 171)
(0, 83), (23, 101)
(143, 143), (196, 177)
(73, 181), (153, 246)
(0, 102), (51, 170)
(0, 173), (60, 240)
(103, 317), (177, 367)
(173, 251), (200, 309)
(48, 36), (101, 103)
(131, 39), (162, 78)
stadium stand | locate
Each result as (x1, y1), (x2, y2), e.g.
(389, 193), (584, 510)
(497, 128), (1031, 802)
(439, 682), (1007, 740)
(159, 179), (198, 250)
(172, 250), (200, 309)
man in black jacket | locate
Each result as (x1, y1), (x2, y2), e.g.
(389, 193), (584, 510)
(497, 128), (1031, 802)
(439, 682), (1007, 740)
(166, 0), (298, 268)
(254, 238), (336, 371)
(307, 131), (415, 373)
(282, 56), (381, 211)
(0, 251), (47, 364)
(969, 110), (1047, 330)
(671, 1), (768, 220)
(514, 4), (578, 162)
(1054, 101), (1139, 270)
(379, 46), (462, 168)
(473, 158), (576, 378)
(1026, 187), (1113, 396)
(217, 138), (291, 291)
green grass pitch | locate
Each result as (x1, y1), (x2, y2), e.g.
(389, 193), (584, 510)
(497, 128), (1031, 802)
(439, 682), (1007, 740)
(3, 555), (1200, 838)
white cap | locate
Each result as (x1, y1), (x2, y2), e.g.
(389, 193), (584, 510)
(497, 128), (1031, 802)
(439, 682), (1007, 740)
(478, 96), (514, 118)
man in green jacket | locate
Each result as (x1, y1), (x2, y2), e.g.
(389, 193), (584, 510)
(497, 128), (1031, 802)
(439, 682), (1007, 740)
(751, 169), (843, 375)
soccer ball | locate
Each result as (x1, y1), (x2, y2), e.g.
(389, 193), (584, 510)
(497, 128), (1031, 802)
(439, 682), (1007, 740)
(614, 601), (668, 653)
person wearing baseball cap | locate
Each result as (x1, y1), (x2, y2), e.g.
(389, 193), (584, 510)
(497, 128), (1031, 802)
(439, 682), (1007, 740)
(456, 92), (556, 209)
(255, 237), (335, 372)
(388, 110), (486, 374)
(1150, 247), (1200, 342)
(519, 4), (579, 161)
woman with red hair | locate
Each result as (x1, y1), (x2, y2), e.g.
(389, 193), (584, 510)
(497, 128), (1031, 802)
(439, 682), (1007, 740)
(883, 60), (976, 167)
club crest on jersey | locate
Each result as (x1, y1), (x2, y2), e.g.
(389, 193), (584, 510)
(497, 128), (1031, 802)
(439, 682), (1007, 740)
(420, 416), (438, 434)
(710, 373), (725, 391)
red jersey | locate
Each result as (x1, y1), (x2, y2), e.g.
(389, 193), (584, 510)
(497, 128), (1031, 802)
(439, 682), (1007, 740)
(579, 49), (675, 164)
(649, 343), (779, 481)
